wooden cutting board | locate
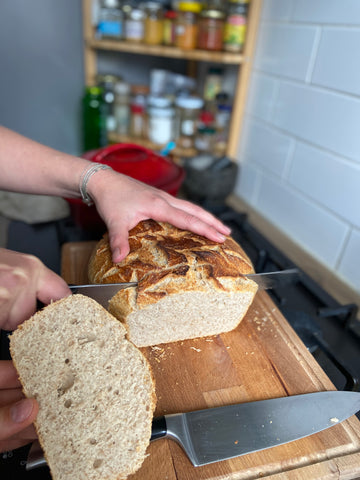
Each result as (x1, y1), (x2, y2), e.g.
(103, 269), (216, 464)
(61, 241), (360, 479)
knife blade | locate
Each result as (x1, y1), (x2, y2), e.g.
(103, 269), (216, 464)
(245, 268), (299, 290)
(26, 391), (360, 470)
(69, 282), (137, 308)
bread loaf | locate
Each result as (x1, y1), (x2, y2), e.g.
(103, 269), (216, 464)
(89, 220), (258, 347)
(9, 294), (156, 480)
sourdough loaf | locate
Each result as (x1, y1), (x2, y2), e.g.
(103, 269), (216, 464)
(10, 294), (155, 480)
(88, 220), (258, 347)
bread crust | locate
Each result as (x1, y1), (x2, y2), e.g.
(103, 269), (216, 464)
(88, 220), (258, 346)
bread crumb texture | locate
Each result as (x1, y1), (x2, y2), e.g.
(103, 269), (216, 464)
(88, 220), (258, 346)
(10, 295), (155, 480)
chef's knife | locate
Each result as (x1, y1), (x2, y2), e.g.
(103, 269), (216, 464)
(69, 282), (137, 308)
(26, 391), (360, 470)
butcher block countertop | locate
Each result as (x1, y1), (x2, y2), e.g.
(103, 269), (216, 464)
(62, 241), (360, 480)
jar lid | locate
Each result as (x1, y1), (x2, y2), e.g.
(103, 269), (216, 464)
(97, 74), (121, 85)
(178, 2), (203, 13)
(198, 126), (216, 134)
(148, 106), (174, 117)
(200, 9), (225, 19)
(103, 0), (120, 8)
(165, 9), (177, 19)
(86, 86), (103, 95)
(147, 95), (172, 108)
(217, 104), (232, 112)
(175, 96), (204, 109)
(144, 1), (163, 10)
(131, 104), (145, 113)
(131, 84), (150, 96)
(114, 81), (130, 95)
(129, 8), (145, 20)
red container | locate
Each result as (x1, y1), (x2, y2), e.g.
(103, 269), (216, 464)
(66, 143), (185, 231)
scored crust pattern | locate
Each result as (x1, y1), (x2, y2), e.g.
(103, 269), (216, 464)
(89, 220), (256, 313)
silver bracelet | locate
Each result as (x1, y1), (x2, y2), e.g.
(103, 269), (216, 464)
(79, 163), (112, 206)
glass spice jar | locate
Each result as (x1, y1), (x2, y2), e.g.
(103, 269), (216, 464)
(197, 8), (225, 51)
(97, 0), (124, 40)
(144, 2), (164, 45)
(223, 0), (249, 53)
(175, 96), (204, 148)
(163, 9), (177, 46)
(124, 5), (145, 43)
(147, 98), (175, 145)
(175, 1), (203, 50)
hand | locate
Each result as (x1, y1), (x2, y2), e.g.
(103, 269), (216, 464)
(0, 248), (71, 331)
(0, 361), (38, 452)
(88, 171), (232, 263)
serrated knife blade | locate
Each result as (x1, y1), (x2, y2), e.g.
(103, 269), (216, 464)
(69, 282), (137, 308)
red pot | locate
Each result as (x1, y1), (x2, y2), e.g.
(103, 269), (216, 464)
(66, 143), (185, 231)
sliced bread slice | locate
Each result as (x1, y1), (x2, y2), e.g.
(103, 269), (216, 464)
(10, 294), (156, 480)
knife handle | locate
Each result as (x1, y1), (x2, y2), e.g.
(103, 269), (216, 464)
(151, 416), (167, 441)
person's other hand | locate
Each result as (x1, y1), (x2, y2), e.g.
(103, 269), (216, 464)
(88, 171), (232, 263)
(0, 248), (71, 331)
(0, 361), (38, 453)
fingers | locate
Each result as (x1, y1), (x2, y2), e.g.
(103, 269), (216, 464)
(0, 398), (38, 453)
(108, 225), (131, 263)
(37, 267), (71, 305)
(0, 249), (71, 330)
(0, 361), (20, 389)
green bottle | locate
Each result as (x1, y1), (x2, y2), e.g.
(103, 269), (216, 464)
(82, 86), (107, 151)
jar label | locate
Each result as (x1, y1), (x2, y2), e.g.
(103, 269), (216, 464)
(181, 119), (195, 136)
(98, 21), (122, 37)
(125, 20), (144, 40)
(224, 22), (247, 46)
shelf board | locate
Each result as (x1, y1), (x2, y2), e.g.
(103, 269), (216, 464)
(87, 38), (246, 65)
(108, 133), (197, 158)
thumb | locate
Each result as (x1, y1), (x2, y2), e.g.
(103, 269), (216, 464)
(0, 398), (38, 442)
(108, 228), (131, 263)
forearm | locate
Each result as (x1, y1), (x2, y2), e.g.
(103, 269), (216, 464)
(0, 126), (91, 199)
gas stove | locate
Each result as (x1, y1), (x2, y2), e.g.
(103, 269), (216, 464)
(1, 204), (360, 478)
(208, 203), (360, 394)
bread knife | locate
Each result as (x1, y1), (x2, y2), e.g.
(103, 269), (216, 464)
(69, 269), (299, 309)
(26, 390), (360, 470)
(245, 268), (299, 290)
(69, 282), (137, 308)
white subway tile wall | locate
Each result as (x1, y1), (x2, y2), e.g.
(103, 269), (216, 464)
(236, 0), (360, 291)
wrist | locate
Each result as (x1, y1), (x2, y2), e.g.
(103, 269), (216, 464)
(79, 163), (113, 206)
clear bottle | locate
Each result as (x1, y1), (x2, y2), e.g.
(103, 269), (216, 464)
(114, 80), (131, 135)
(124, 4), (146, 43)
(223, 0), (249, 53)
(144, 2), (164, 45)
(97, 74), (120, 133)
(97, 0), (124, 40)
(82, 86), (108, 151)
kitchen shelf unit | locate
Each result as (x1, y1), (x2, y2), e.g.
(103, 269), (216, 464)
(82, 0), (262, 158)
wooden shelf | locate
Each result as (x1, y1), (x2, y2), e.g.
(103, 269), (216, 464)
(82, 0), (263, 158)
(108, 132), (197, 159)
(87, 38), (246, 64)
